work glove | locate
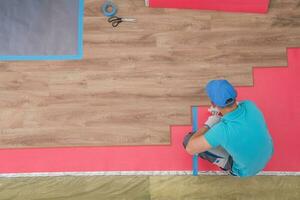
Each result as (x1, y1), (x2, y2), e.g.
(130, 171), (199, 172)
(182, 131), (196, 149)
(208, 106), (220, 116)
(204, 115), (221, 129)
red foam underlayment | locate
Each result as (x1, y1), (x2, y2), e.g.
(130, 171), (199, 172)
(0, 48), (299, 173)
(149, 0), (270, 14)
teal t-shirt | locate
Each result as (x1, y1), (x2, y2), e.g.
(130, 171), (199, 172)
(204, 100), (274, 177)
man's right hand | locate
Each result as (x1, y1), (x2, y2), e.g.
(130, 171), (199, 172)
(208, 106), (220, 116)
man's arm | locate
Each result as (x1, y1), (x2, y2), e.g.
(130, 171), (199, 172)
(185, 126), (212, 155)
(183, 111), (221, 155)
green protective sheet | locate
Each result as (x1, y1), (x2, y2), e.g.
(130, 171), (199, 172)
(0, 176), (299, 200)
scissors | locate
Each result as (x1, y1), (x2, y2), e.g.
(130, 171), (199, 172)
(108, 16), (136, 27)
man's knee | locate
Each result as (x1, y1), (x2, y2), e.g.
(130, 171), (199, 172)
(198, 150), (233, 171)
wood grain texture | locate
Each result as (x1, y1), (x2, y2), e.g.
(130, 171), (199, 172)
(0, 175), (299, 200)
(0, 0), (300, 147)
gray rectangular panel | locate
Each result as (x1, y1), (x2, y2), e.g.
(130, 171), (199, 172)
(0, 0), (81, 57)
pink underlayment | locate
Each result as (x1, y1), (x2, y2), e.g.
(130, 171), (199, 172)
(149, 0), (270, 13)
(0, 48), (299, 173)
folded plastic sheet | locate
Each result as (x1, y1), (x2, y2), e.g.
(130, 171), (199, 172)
(0, 0), (83, 60)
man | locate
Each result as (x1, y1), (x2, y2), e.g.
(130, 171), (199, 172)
(183, 80), (274, 177)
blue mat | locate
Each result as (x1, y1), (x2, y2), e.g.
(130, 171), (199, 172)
(0, 0), (84, 61)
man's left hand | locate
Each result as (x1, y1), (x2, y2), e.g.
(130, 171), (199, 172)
(204, 115), (221, 128)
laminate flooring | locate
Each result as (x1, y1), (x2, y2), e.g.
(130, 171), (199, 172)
(0, 175), (299, 200)
(0, 0), (299, 147)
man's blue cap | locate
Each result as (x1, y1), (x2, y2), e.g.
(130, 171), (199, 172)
(205, 80), (237, 108)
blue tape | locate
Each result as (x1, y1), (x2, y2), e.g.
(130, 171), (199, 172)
(192, 106), (198, 132)
(77, 0), (84, 59)
(0, 55), (82, 61)
(193, 155), (199, 176)
(192, 106), (199, 176)
(101, 1), (117, 17)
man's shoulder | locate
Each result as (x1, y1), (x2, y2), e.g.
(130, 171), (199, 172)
(239, 100), (258, 109)
(238, 100), (264, 121)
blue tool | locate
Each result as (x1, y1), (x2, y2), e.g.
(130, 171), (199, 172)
(192, 106), (199, 176)
(101, 0), (118, 17)
(193, 154), (199, 176)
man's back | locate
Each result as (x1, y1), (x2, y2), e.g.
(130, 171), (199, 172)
(205, 100), (274, 177)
